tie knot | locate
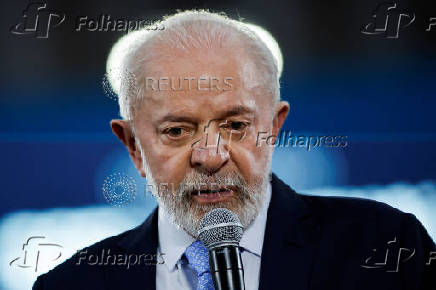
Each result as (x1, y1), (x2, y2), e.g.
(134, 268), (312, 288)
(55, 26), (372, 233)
(185, 240), (210, 276)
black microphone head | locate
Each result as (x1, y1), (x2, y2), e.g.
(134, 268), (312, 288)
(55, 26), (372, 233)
(197, 208), (244, 249)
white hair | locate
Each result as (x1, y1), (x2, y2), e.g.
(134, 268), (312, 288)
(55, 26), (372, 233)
(106, 10), (283, 120)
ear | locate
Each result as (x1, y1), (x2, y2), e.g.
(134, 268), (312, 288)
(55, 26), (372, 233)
(110, 119), (146, 177)
(272, 101), (290, 137)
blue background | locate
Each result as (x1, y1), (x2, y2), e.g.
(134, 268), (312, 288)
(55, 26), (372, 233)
(1, 1), (436, 288)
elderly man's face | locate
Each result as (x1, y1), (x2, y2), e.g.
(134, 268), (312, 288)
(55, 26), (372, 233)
(112, 48), (288, 235)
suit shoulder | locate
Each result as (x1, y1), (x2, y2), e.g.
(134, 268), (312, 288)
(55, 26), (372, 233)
(59, 224), (139, 267)
(33, 224), (141, 289)
(298, 193), (404, 224)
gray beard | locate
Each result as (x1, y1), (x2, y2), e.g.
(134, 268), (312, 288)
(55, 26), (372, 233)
(139, 141), (273, 237)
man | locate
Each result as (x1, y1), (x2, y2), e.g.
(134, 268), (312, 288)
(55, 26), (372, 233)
(33, 10), (435, 290)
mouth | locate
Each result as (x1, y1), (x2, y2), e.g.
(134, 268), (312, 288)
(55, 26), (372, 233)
(191, 186), (235, 203)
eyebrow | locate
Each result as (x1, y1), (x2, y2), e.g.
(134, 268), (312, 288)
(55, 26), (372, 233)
(221, 105), (255, 118)
(157, 115), (198, 124)
(156, 105), (255, 125)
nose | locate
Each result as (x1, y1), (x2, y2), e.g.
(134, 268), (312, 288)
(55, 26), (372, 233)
(190, 131), (230, 174)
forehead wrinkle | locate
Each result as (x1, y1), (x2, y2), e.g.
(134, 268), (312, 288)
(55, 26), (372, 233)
(138, 82), (262, 124)
(132, 47), (269, 122)
(150, 97), (258, 127)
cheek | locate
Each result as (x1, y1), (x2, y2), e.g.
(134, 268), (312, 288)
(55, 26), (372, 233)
(229, 128), (271, 182)
(140, 133), (191, 185)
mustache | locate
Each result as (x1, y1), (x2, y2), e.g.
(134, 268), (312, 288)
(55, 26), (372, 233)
(176, 171), (248, 197)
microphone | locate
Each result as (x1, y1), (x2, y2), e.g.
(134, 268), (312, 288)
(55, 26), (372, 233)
(198, 208), (245, 290)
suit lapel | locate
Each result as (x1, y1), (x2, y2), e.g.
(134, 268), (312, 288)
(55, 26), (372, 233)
(106, 207), (159, 290)
(258, 174), (321, 290)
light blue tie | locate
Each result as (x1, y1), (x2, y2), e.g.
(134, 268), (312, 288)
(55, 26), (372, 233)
(184, 240), (215, 290)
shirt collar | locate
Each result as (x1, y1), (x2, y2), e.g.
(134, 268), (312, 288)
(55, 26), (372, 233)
(158, 181), (272, 271)
(158, 207), (196, 271)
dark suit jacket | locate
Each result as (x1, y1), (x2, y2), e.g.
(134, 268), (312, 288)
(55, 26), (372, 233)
(33, 173), (436, 290)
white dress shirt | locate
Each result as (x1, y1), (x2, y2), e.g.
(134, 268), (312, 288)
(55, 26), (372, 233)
(156, 182), (272, 290)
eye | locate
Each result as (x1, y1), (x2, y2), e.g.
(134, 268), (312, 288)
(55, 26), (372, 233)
(164, 127), (186, 138)
(221, 121), (247, 132)
(230, 121), (246, 131)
